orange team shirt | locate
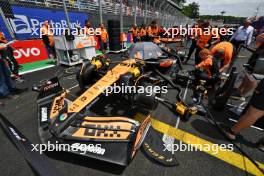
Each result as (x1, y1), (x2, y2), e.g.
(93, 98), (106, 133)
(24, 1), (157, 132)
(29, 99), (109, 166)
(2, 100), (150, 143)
(211, 42), (233, 66)
(0, 32), (7, 43)
(196, 57), (213, 77)
(84, 26), (93, 35)
(40, 25), (54, 46)
(139, 28), (146, 37)
(196, 30), (212, 49)
(147, 27), (159, 36)
(190, 26), (201, 39)
(100, 29), (108, 43)
(211, 28), (220, 41)
(130, 28), (139, 37)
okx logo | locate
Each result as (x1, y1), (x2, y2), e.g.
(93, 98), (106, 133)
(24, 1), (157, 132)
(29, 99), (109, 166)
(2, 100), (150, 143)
(9, 15), (32, 34)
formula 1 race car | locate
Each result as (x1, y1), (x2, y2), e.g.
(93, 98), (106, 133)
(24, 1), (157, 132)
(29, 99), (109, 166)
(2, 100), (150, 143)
(35, 59), (154, 166)
(34, 43), (199, 166)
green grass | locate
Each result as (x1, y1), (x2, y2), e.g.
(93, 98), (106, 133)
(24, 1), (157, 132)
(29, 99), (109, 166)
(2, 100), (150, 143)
(20, 59), (55, 74)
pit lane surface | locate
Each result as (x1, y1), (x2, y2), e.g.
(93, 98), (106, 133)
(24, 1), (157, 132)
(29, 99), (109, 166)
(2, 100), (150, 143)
(0, 45), (263, 176)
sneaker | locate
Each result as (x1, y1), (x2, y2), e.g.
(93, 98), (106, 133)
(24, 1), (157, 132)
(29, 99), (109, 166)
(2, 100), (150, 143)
(257, 139), (264, 152)
(10, 88), (28, 95)
(230, 91), (246, 101)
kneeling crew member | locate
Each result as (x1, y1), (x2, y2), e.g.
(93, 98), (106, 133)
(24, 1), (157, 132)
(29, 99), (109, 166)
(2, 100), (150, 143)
(195, 49), (219, 85)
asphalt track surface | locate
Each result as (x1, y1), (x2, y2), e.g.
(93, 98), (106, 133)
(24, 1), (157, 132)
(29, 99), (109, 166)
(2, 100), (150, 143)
(0, 43), (263, 176)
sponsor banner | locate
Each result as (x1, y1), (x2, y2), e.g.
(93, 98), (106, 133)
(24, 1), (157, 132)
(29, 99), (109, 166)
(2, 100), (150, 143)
(11, 40), (48, 64)
(6, 5), (88, 40)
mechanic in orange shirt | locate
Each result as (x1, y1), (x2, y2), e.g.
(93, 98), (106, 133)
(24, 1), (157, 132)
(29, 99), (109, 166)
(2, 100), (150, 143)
(211, 41), (234, 73)
(84, 20), (93, 35)
(129, 25), (139, 43)
(40, 20), (56, 59)
(98, 23), (108, 54)
(194, 22), (220, 65)
(147, 21), (159, 41)
(195, 49), (219, 84)
(138, 24), (147, 41)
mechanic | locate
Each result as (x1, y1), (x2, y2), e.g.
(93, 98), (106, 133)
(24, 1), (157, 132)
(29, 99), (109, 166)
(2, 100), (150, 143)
(230, 20), (254, 54)
(98, 23), (108, 54)
(40, 20), (56, 60)
(184, 23), (201, 64)
(147, 21), (159, 41)
(129, 25), (139, 43)
(138, 24), (147, 41)
(84, 20), (93, 35)
(211, 41), (234, 73)
(193, 22), (219, 65)
(223, 79), (264, 152)
(194, 49), (219, 85)
(0, 31), (21, 80)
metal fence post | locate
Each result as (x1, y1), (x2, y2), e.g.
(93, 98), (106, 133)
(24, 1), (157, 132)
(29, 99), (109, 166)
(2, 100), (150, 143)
(99, 0), (103, 24)
(0, 8), (15, 39)
(134, 0), (137, 25)
(158, 1), (165, 24)
(120, 0), (123, 33)
(62, 0), (71, 28)
(144, 0), (147, 25)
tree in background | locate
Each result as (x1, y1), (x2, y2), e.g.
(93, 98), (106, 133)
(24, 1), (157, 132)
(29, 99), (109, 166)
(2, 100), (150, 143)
(182, 2), (199, 19)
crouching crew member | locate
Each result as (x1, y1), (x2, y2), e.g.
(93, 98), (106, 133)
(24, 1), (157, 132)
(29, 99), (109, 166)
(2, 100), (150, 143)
(195, 49), (219, 85)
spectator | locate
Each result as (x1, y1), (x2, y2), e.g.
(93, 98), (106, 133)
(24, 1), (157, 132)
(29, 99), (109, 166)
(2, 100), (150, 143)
(230, 20), (254, 53)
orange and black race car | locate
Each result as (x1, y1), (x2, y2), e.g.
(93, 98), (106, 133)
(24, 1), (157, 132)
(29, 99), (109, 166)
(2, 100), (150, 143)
(34, 46), (199, 166)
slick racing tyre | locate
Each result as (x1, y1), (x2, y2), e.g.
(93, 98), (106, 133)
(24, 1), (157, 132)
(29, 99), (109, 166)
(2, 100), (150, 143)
(76, 63), (96, 91)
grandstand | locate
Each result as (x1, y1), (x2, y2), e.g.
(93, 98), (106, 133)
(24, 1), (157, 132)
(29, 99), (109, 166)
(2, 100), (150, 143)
(6, 0), (191, 28)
